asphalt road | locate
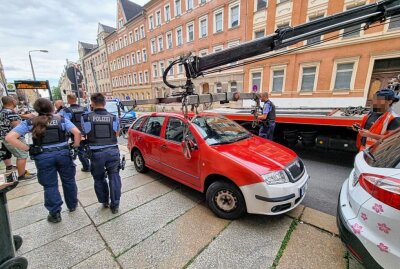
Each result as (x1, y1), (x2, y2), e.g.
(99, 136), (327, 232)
(295, 146), (356, 216)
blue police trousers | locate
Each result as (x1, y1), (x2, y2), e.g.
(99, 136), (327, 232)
(90, 147), (122, 208)
(34, 149), (78, 214)
(259, 122), (276, 140)
(77, 144), (90, 170)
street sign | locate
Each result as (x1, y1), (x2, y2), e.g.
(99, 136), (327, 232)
(252, 85), (258, 92)
(6, 83), (16, 94)
(66, 66), (83, 84)
(14, 80), (48, 90)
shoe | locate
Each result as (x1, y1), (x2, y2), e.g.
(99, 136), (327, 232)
(81, 168), (90, 172)
(69, 207), (77, 212)
(103, 202), (109, 208)
(18, 170), (36, 181)
(47, 212), (62, 223)
(111, 207), (119, 214)
(6, 165), (17, 172)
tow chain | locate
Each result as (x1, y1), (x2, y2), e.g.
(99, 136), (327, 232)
(340, 106), (370, 117)
(182, 95), (192, 160)
(251, 94), (261, 128)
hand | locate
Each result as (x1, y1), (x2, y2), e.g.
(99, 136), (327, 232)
(358, 129), (369, 137)
(0, 182), (14, 190)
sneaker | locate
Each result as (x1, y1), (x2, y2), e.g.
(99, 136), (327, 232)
(81, 168), (90, 172)
(47, 212), (62, 223)
(111, 207), (119, 214)
(6, 165), (17, 172)
(103, 202), (109, 208)
(18, 171), (36, 181)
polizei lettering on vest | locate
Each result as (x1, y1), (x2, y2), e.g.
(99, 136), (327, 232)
(48, 120), (59, 126)
(93, 116), (111, 122)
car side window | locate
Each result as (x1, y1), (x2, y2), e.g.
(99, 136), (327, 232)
(165, 117), (195, 143)
(132, 117), (146, 132)
(143, 116), (165, 137)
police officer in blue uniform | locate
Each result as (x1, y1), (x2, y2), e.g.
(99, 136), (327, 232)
(5, 98), (81, 223)
(82, 93), (122, 214)
(60, 94), (90, 172)
(257, 92), (276, 140)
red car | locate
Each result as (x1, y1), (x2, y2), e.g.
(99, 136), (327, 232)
(127, 112), (309, 219)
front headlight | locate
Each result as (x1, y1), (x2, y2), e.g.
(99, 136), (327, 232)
(262, 170), (290, 185)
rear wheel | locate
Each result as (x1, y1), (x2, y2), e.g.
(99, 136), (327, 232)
(206, 181), (246, 220)
(132, 150), (148, 173)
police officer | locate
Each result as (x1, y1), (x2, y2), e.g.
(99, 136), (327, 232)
(81, 93), (122, 214)
(257, 92), (276, 140)
(5, 98), (81, 223)
(60, 94), (90, 172)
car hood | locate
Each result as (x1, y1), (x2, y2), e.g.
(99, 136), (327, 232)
(213, 136), (297, 175)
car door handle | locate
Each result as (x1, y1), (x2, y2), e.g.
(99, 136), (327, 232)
(160, 145), (167, 149)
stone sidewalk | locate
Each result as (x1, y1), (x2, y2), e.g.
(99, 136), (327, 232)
(2, 145), (362, 269)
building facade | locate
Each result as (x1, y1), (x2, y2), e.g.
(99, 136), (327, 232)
(0, 58), (6, 97)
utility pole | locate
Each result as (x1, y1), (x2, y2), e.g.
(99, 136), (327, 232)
(90, 60), (100, 93)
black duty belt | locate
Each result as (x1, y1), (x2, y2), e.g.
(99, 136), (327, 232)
(42, 145), (70, 152)
(91, 146), (118, 153)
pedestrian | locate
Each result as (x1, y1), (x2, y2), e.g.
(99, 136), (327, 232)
(355, 88), (400, 150)
(81, 93), (122, 214)
(0, 96), (36, 180)
(54, 100), (64, 114)
(60, 94), (90, 172)
(257, 92), (276, 140)
(5, 98), (81, 223)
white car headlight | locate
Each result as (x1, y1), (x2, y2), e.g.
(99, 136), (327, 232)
(262, 170), (290, 185)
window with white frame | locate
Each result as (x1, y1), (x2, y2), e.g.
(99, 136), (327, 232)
(251, 72), (262, 92)
(142, 49), (147, 62)
(166, 31), (173, 49)
(118, 19), (123, 29)
(126, 55), (130, 66)
(133, 73), (137, 84)
(168, 60), (174, 76)
(128, 74), (132, 85)
(149, 15), (154, 30)
(165, 5), (171, 21)
(256, 0), (267, 12)
(159, 61), (165, 75)
(300, 66), (317, 92)
(200, 0), (206, 4)
(187, 0), (193, 10)
(144, 71), (149, 83)
(213, 45), (223, 52)
(131, 53), (136, 65)
(139, 72), (143, 84)
(140, 25), (145, 38)
(111, 43), (114, 53)
(156, 10), (162, 26)
(254, 29), (265, 39)
(113, 60), (116, 70)
(124, 35), (128, 47)
(229, 81), (238, 92)
(333, 62), (355, 91)
(110, 62), (113, 71)
(129, 32), (133, 44)
(199, 16), (208, 37)
(271, 69), (285, 92)
(229, 2), (240, 28)
(343, 5), (363, 38)
(178, 64), (183, 74)
(187, 22), (194, 42)
(200, 49), (208, 56)
(119, 37), (123, 48)
(151, 39), (157, 54)
(137, 51), (141, 64)
(121, 57), (125, 68)
(307, 15), (324, 44)
(153, 64), (158, 78)
(389, 15), (400, 29)
(134, 29), (139, 41)
(124, 75), (127, 86)
(214, 9), (223, 33)
(158, 36), (164, 51)
(175, 0), (181, 16)
(215, 82), (223, 93)
(176, 27), (183, 46)
(117, 58), (121, 69)
(115, 40), (118, 50)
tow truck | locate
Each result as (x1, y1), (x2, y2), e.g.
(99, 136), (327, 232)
(121, 0), (400, 152)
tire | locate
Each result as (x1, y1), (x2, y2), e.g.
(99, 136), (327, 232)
(206, 181), (246, 220)
(132, 150), (148, 173)
(0, 256), (28, 269)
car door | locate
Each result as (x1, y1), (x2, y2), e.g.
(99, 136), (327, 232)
(139, 116), (166, 171)
(160, 116), (201, 188)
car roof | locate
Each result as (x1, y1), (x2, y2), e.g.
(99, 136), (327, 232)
(141, 111), (221, 120)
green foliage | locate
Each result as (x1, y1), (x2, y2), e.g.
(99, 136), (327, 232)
(52, 86), (62, 100)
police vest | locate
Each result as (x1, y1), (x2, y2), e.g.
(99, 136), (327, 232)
(83, 112), (118, 146)
(28, 115), (68, 146)
(264, 100), (276, 121)
(64, 105), (86, 132)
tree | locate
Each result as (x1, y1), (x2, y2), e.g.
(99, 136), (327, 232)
(52, 86), (62, 100)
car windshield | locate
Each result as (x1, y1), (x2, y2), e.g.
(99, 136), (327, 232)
(191, 115), (251, 145)
(105, 102), (129, 114)
(365, 129), (400, 168)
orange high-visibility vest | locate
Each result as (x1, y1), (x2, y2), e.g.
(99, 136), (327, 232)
(358, 111), (396, 150)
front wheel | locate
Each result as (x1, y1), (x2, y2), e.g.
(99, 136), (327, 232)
(206, 181), (246, 220)
(132, 150), (148, 173)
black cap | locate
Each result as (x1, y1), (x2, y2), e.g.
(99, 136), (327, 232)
(375, 88), (399, 102)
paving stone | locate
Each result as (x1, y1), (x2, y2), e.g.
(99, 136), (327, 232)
(301, 207), (339, 235)
(118, 204), (228, 269)
(286, 204), (305, 219)
(76, 177), (94, 191)
(77, 188), (99, 207)
(24, 225), (105, 269)
(72, 249), (119, 269)
(121, 173), (157, 193)
(15, 207), (91, 254)
(98, 191), (198, 256)
(7, 181), (43, 200)
(8, 190), (44, 212)
(120, 165), (139, 178)
(188, 215), (292, 269)
(348, 254), (365, 269)
(277, 223), (345, 269)
(85, 180), (173, 225)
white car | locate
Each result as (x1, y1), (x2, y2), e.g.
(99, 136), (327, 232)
(337, 129), (400, 269)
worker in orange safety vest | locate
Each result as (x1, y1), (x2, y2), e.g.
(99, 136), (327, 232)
(355, 88), (400, 151)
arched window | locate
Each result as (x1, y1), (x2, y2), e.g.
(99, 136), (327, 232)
(230, 81), (237, 92)
(202, 83), (209, 94)
(215, 82), (222, 93)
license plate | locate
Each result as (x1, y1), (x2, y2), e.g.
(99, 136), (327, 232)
(300, 182), (308, 197)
